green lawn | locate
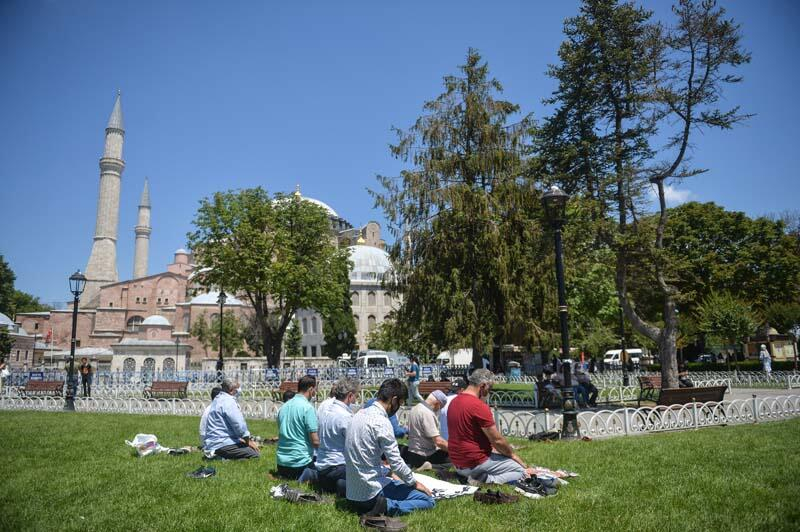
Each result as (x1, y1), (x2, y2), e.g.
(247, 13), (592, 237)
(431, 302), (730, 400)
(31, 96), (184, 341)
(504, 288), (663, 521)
(1, 411), (798, 532)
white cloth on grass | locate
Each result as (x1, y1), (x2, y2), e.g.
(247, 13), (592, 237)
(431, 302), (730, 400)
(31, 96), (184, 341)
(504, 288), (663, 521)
(412, 473), (477, 500)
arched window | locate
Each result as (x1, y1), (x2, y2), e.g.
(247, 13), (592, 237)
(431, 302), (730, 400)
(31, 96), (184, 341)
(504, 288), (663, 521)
(123, 358), (136, 373)
(384, 292), (393, 306)
(127, 316), (144, 332)
(142, 358), (156, 378)
(182, 315), (190, 332)
(368, 315), (376, 331)
(351, 292), (360, 306)
(311, 317), (318, 334)
(368, 291), (376, 306)
(163, 357), (175, 374)
(302, 318), (308, 334)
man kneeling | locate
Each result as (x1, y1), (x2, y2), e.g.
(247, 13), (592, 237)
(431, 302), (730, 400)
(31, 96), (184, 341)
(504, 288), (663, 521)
(405, 390), (449, 470)
(204, 378), (260, 459)
(345, 378), (434, 516)
(448, 369), (534, 484)
(316, 377), (360, 495)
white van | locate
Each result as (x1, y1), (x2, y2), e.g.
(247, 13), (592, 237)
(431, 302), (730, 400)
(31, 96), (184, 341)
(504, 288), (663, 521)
(603, 348), (643, 368)
(355, 352), (391, 368)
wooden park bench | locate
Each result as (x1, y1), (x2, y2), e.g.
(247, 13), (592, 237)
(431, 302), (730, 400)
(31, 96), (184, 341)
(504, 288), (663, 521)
(657, 386), (727, 406)
(143, 381), (188, 399)
(418, 381), (452, 396)
(638, 375), (661, 406)
(272, 381), (299, 402)
(23, 380), (64, 397)
(638, 375), (726, 406)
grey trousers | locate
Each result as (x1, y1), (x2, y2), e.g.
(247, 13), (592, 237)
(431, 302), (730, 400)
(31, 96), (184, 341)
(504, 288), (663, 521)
(455, 453), (525, 484)
(214, 442), (260, 460)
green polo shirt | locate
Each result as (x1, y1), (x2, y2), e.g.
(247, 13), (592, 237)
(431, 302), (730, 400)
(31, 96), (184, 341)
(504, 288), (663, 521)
(277, 394), (318, 467)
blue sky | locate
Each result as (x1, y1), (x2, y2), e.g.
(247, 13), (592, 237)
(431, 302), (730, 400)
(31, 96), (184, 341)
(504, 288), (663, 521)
(1, 0), (798, 305)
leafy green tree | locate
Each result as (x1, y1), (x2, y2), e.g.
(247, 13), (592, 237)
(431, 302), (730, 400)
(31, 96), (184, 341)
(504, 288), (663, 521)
(371, 49), (545, 367)
(0, 328), (12, 361)
(11, 291), (52, 314)
(366, 319), (402, 352)
(187, 188), (351, 367)
(283, 318), (303, 366)
(323, 308), (356, 360)
(0, 255), (17, 317)
(190, 315), (212, 357)
(539, 0), (750, 386)
(695, 292), (759, 371)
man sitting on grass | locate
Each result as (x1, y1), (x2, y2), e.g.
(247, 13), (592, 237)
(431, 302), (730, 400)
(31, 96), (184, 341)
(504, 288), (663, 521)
(404, 390), (450, 470)
(203, 378), (260, 459)
(199, 386), (222, 449)
(448, 369), (534, 484)
(276, 375), (319, 480)
(345, 378), (434, 517)
(316, 377), (360, 495)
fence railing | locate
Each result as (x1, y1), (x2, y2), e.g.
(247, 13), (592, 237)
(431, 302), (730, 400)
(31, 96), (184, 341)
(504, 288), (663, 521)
(2, 393), (797, 440)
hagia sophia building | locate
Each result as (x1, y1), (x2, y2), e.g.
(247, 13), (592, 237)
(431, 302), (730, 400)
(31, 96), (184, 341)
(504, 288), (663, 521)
(10, 93), (398, 373)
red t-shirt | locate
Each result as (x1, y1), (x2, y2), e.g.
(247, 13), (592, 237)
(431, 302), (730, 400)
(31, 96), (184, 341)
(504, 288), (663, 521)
(446, 392), (495, 469)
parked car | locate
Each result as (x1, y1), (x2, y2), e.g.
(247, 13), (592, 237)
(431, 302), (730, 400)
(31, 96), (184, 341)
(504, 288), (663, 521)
(697, 354), (715, 363)
(603, 348), (643, 368)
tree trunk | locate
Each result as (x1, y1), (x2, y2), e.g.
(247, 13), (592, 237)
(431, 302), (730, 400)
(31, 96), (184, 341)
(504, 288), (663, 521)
(659, 312), (679, 389)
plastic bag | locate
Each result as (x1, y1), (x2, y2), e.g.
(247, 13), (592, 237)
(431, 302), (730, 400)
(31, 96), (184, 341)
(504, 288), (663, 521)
(125, 434), (160, 457)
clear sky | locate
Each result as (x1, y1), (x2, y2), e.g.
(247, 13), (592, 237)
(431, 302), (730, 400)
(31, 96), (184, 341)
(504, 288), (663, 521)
(1, 0), (798, 305)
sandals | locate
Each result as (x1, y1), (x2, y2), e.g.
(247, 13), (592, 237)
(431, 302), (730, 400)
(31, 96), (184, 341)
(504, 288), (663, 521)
(360, 515), (407, 530)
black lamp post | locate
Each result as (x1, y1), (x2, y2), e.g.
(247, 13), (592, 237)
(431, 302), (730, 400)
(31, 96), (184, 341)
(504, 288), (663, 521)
(542, 185), (579, 439)
(216, 290), (226, 379)
(65, 270), (87, 411)
(620, 305), (629, 386)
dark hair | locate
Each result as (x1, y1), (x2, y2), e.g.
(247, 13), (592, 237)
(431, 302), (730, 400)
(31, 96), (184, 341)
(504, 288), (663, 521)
(377, 378), (408, 403)
(282, 390), (296, 402)
(298, 375), (317, 393)
(210, 386), (222, 400)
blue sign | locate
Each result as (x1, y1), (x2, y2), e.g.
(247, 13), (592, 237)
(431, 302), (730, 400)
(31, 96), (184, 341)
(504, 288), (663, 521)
(28, 372), (44, 381)
(346, 368), (358, 377)
(266, 369), (280, 379)
(306, 368), (319, 377)
(422, 366), (433, 375)
(383, 367), (395, 376)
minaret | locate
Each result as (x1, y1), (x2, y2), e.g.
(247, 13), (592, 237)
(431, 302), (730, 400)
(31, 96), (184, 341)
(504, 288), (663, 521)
(132, 178), (151, 279)
(81, 92), (125, 308)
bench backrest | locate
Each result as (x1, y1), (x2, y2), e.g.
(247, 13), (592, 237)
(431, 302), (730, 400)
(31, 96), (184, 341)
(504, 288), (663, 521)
(25, 380), (62, 391)
(149, 381), (187, 391)
(639, 375), (662, 388)
(279, 381), (299, 393)
(418, 381), (451, 395)
(657, 385), (726, 406)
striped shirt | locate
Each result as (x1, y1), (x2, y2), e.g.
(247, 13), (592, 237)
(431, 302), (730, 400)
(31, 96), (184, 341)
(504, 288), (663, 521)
(345, 402), (414, 501)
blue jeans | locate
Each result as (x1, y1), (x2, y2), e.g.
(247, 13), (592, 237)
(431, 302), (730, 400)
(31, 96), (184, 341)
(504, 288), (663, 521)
(355, 480), (435, 516)
(407, 380), (423, 404)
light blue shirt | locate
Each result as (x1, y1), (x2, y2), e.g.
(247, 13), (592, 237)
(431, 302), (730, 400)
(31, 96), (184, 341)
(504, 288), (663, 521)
(316, 399), (352, 469)
(203, 392), (250, 452)
(277, 394), (319, 468)
(345, 402), (414, 502)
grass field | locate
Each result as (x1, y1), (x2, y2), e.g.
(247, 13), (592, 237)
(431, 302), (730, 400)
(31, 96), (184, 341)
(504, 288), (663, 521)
(1, 411), (798, 531)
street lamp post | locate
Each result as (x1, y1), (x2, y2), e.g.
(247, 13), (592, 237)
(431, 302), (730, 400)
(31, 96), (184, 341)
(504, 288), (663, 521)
(216, 290), (226, 380)
(65, 270), (87, 411)
(620, 305), (629, 386)
(542, 185), (579, 440)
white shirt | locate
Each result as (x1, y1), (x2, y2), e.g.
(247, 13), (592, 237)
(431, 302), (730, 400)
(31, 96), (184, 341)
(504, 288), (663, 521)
(199, 403), (212, 447)
(345, 402), (414, 501)
(317, 396), (335, 418)
(316, 399), (352, 469)
(439, 393), (457, 441)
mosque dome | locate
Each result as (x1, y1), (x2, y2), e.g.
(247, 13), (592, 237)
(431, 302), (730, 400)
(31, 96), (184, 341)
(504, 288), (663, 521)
(189, 291), (244, 306)
(142, 315), (170, 326)
(303, 197), (338, 218)
(174, 248), (189, 255)
(0, 312), (14, 329)
(348, 245), (394, 282)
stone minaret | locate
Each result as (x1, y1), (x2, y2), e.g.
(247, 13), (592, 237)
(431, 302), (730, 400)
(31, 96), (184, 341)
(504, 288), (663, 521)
(81, 92), (125, 308)
(132, 178), (151, 279)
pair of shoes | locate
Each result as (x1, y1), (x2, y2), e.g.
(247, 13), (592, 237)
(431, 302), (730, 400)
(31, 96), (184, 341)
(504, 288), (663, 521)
(187, 466), (216, 479)
(283, 486), (323, 504)
(473, 489), (519, 504)
(414, 461), (433, 472)
(513, 476), (558, 499)
(467, 477), (483, 487)
(360, 514), (406, 530)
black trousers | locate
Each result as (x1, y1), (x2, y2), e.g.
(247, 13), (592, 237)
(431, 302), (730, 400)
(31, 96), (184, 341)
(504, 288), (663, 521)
(277, 462), (314, 480)
(215, 442), (260, 460)
(405, 449), (449, 468)
(317, 464), (347, 496)
(81, 377), (91, 397)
